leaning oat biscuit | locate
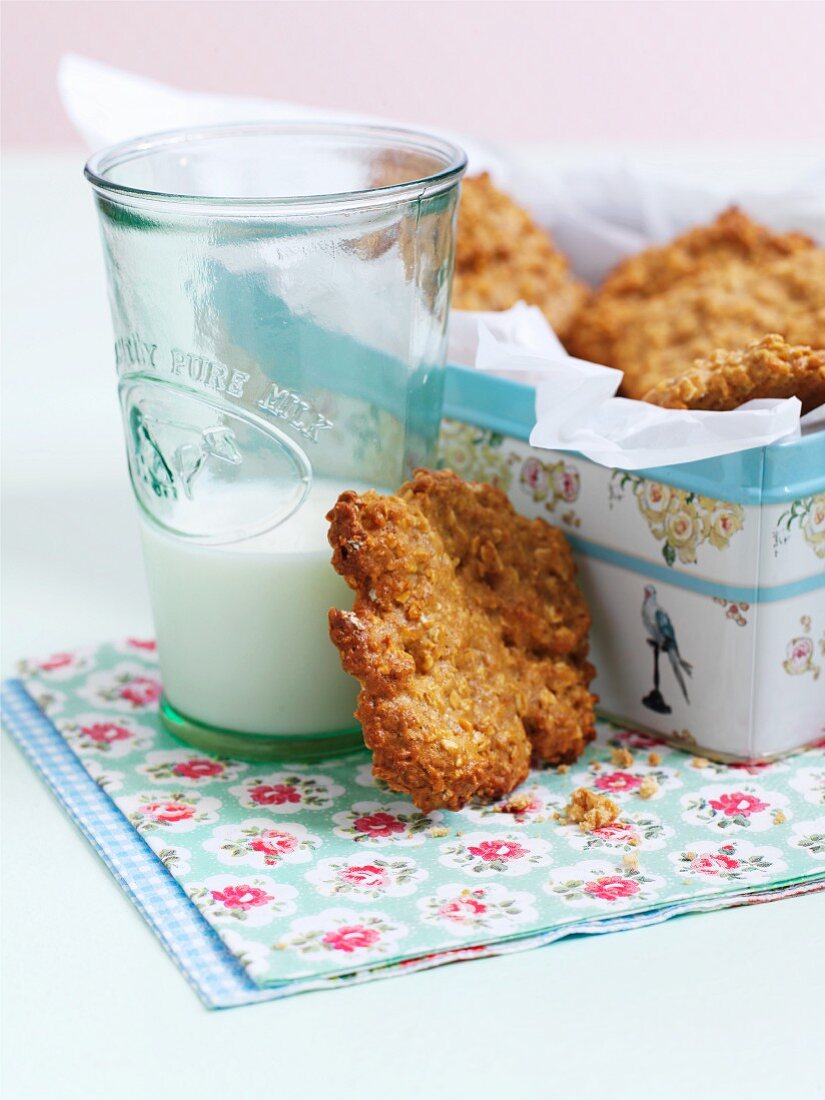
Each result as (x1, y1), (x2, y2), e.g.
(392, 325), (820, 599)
(567, 207), (824, 399)
(453, 173), (589, 340)
(643, 334), (825, 413)
(327, 469), (597, 812)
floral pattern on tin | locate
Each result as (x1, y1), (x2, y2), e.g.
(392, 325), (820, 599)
(518, 455), (581, 519)
(712, 597), (749, 627)
(436, 421), (582, 526)
(611, 473), (744, 567)
(776, 493), (825, 559)
(783, 633), (821, 681)
(437, 420), (519, 492)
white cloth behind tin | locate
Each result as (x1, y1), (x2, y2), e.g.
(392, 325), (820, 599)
(60, 55), (819, 467)
(510, 161), (825, 285)
(59, 53), (825, 276)
(57, 54), (512, 181)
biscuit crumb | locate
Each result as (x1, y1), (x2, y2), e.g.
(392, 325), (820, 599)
(428, 826), (449, 838)
(638, 775), (659, 800)
(622, 852), (639, 871)
(691, 757), (710, 769)
(496, 793), (533, 814)
(590, 762), (602, 772)
(627, 836), (639, 847)
(556, 764), (570, 774)
(610, 747), (634, 768)
(563, 787), (620, 833)
(773, 811), (787, 825)
(647, 752), (662, 766)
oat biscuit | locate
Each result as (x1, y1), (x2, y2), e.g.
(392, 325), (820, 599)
(453, 173), (589, 340)
(327, 469), (596, 812)
(567, 208), (824, 399)
(643, 334), (825, 413)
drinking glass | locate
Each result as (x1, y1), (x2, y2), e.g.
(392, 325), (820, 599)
(85, 122), (466, 759)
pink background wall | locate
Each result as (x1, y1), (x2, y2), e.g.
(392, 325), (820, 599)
(3, 0), (825, 148)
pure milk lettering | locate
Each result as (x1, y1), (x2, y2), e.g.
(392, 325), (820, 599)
(115, 333), (158, 370)
(170, 348), (187, 377)
(169, 349), (249, 399)
(226, 370), (250, 397)
(205, 361), (229, 390)
(257, 382), (332, 442)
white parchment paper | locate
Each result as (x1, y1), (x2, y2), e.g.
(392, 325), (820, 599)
(450, 307), (802, 468)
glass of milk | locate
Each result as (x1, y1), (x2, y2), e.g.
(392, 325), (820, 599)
(85, 123), (466, 759)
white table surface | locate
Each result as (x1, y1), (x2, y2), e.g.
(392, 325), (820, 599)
(2, 151), (823, 1100)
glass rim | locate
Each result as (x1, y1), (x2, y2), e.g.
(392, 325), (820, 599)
(84, 120), (468, 210)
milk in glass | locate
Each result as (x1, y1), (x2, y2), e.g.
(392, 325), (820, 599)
(140, 478), (373, 736)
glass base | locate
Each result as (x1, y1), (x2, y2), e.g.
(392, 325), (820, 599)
(159, 695), (365, 762)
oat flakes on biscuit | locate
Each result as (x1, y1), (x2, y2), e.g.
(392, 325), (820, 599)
(643, 334), (825, 414)
(327, 469), (597, 812)
(453, 173), (589, 340)
(566, 207), (824, 399)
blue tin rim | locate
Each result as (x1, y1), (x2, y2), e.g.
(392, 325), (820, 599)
(443, 364), (825, 506)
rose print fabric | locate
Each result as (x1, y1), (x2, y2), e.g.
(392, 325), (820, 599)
(12, 641), (825, 989)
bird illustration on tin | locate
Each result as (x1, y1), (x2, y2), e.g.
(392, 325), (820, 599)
(641, 584), (693, 713)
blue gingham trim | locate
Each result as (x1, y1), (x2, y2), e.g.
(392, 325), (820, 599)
(1, 679), (281, 1009)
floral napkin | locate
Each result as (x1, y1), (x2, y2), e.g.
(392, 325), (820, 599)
(7, 639), (825, 998)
